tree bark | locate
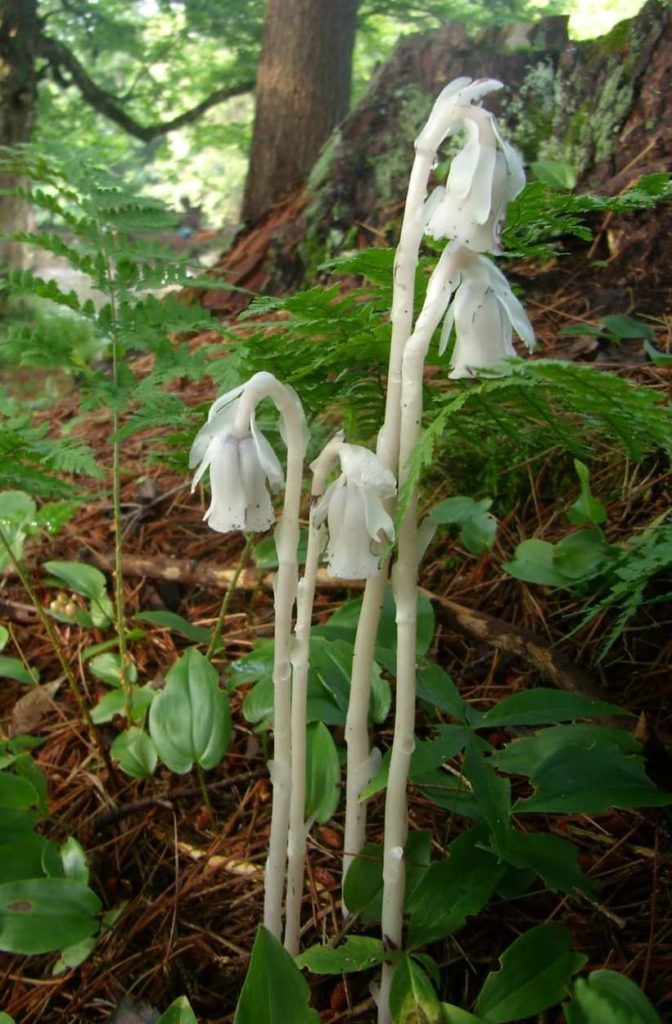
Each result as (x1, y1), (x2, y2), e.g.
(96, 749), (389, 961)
(0, 0), (39, 269)
(241, 0), (359, 223)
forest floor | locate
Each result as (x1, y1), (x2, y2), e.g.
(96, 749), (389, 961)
(1, 208), (672, 1023)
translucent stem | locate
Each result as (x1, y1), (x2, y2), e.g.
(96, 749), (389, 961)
(233, 374), (307, 941)
(342, 145), (435, 898)
(378, 248), (461, 1024)
(284, 437), (341, 955)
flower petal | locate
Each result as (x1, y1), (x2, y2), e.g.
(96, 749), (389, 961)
(250, 411), (284, 492)
(239, 436), (276, 532)
(326, 484), (381, 580)
(446, 120), (482, 199)
(204, 438), (247, 533)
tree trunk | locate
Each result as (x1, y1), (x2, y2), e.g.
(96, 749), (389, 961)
(241, 0), (359, 223)
(0, 0), (39, 270)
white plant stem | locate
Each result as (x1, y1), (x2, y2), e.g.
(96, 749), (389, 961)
(342, 143), (437, 897)
(378, 247), (463, 1024)
(232, 373), (307, 941)
(284, 437), (342, 956)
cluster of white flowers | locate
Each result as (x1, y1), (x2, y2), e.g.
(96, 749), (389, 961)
(420, 77), (535, 378)
(191, 382), (395, 580)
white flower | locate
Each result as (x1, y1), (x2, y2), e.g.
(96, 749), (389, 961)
(313, 444), (396, 579)
(440, 253), (535, 379)
(189, 383), (284, 533)
(418, 76), (525, 253)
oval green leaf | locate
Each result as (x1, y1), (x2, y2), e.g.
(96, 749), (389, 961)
(149, 649), (231, 773)
(234, 925), (319, 1024)
(475, 923), (587, 1022)
(0, 877), (101, 954)
(111, 727), (158, 779)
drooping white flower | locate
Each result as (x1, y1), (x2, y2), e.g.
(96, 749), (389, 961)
(313, 443), (396, 580)
(418, 77), (525, 253)
(439, 251), (535, 379)
(189, 382), (285, 533)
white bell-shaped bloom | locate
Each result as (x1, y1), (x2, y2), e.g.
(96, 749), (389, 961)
(313, 443), (396, 580)
(440, 253), (535, 379)
(418, 77), (525, 253)
(189, 383), (284, 533)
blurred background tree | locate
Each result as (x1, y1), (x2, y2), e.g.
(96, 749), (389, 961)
(0, 0), (647, 266)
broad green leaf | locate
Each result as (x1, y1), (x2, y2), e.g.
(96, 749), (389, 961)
(464, 737), (511, 855)
(91, 684), (155, 724)
(516, 744), (672, 814)
(0, 491), (36, 569)
(416, 662), (467, 721)
(494, 830), (594, 895)
(407, 828), (504, 948)
(390, 955), (440, 1024)
(568, 461), (607, 527)
(156, 996), (199, 1024)
(0, 626), (7, 650)
(229, 642), (275, 684)
(503, 539), (569, 587)
(60, 837), (89, 885)
(0, 877), (101, 954)
(12, 754), (47, 815)
(0, 656), (38, 684)
(0, 834), (47, 883)
(431, 496), (489, 525)
(460, 511), (498, 556)
(0, 807), (39, 840)
(554, 530), (614, 580)
(134, 610), (216, 648)
(602, 314), (653, 340)
(417, 772), (481, 819)
(479, 689), (630, 727)
(317, 586), (434, 657)
(370, 661), (391, 724)
(296, 936), (386, 974)
(52, 935), (97, 975)
(234, 925), (319, 1024)
(361, 729), (469, 801)
(490, 724), (640, 776)
(305, 722), (340, 823)
(43, 560), (107, 600)
(441, 1006), (490, 1024)
(253, 529), (309, 569)
(149, 649), (231, 773)
(243, 677), (274, 725)
(530, 158), (577, 190)
(0, 1014), (16, 1023)
(309, 636), (353, 711)
(475, 924), (587, 1022)
(35, 499), (79, 535)
(430, 496), (497, 554)
(111, 728), (158, 778)
(90, 591), (114, 629)
(88, 652), (137, 687)
(564, 969), (661, 1024)
(0, 773), (39, 810)
(644, 338), (672, 366)
(344, 831), (431, 925)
